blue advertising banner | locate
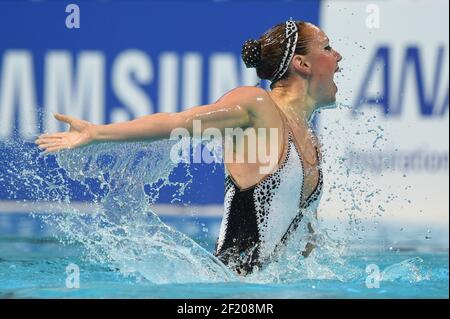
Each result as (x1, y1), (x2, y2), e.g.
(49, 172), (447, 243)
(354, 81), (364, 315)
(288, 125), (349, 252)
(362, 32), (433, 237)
(0, 1), (321, 204)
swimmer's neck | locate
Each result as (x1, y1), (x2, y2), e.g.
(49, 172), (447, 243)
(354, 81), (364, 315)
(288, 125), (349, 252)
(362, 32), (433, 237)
(268, 80), (317, 129)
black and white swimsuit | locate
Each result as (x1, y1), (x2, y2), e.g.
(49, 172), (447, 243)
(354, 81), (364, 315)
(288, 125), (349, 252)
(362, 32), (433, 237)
(214, 109), (323, 275)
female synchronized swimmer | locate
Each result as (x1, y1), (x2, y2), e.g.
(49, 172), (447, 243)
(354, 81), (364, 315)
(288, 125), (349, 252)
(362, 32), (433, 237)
(35, 19), (342, 275)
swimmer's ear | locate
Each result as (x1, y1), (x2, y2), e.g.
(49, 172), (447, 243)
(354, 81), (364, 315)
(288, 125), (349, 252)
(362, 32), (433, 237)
(291, 55), (311, 76)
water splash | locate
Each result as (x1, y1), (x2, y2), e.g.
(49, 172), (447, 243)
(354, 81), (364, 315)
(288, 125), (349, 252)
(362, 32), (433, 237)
(246, 215), (358, 284)
(0, 137), (428, 285)
(48, 140), (355, 284)
(314, 102), (415, 241)
(381, 257), (430, 283)
(1, 138), (235, 283)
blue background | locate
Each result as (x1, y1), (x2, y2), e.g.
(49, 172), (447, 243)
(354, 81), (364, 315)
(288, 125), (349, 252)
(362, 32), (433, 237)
(0, 0), (321, 205)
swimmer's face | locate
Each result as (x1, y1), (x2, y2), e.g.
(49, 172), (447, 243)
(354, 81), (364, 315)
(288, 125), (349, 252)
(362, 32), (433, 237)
(292, 23), (342, 108)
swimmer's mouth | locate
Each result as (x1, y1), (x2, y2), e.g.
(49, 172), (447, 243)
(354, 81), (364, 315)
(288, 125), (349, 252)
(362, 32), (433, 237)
(333, 66), (339, 91)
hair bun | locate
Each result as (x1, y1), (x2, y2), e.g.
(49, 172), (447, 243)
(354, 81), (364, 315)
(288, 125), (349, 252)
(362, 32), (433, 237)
(241, 39), (262, 68)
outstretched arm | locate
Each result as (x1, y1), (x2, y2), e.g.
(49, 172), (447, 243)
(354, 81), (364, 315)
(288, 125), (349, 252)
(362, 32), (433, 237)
(35, 87), (261, 153)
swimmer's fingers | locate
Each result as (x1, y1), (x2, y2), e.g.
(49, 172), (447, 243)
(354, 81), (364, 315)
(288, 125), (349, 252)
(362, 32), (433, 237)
(53, 113), (75, 125)
(42, 144), (71, 154)
(35, 136), (62, 145)
(37, 138), (70, 152)
(38, 132), (66, 139)
(37, 141), (60, 150)
(35, 133), (66, 145)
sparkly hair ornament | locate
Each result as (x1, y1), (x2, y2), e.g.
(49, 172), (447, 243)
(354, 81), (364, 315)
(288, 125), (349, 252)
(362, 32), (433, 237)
(242, 39), (262, 68)
(270, 18), (299, 83)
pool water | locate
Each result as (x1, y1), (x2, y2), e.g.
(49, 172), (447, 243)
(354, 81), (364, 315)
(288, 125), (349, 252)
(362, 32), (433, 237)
(0, 140), (448, 299)
(0, 225), (447, 299)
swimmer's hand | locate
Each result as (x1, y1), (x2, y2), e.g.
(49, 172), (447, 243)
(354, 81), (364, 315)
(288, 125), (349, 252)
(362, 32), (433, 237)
(34, 113), (97, 153)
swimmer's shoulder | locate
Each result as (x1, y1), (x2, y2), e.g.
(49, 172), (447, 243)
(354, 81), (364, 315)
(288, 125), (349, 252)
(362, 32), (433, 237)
(215, 86), (275, 116)
(216, 86), (268, 103)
